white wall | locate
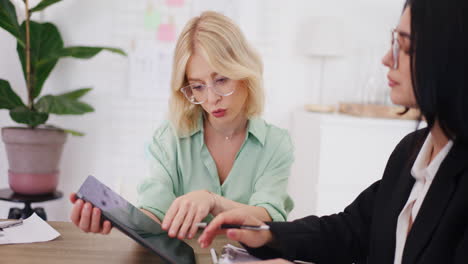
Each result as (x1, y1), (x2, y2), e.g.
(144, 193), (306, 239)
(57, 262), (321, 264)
(0, 0), (406, 221)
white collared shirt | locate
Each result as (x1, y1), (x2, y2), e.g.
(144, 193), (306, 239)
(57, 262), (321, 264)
(394, 133), (453, 264)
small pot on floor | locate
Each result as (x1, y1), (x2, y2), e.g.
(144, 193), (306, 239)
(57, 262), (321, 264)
(1, 127), (67, 195)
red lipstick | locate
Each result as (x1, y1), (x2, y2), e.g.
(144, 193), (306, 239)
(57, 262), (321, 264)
(387, 76), (399, 88)
(212, 109), (226, 118)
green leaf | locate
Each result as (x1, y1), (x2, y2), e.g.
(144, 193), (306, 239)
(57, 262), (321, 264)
(37, 47), (128, 67)
(58, 46), (127, 58)
(59, 88), (92, 100)
(36, 46), (127, 69)
(10, 106), (49, 127)
(17, 21), (64, 99)
(45, 124), (85, 136)
(61, 128), (84, 136)
(30, 0), (62, 13)
(35, 94), (94, 115)
(0, 0), (25, 46)
(0, 79), (25, 109)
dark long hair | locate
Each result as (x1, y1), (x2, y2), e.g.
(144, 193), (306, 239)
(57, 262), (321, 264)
(404, 0), (468, 146)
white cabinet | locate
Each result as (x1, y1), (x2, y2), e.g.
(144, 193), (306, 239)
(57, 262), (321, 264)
(287, 111), (421, 220)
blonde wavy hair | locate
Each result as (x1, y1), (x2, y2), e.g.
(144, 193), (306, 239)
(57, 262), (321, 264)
(168, 11), (264, 136)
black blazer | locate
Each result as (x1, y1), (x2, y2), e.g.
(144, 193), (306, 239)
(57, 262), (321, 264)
(246, 129), (468, 263)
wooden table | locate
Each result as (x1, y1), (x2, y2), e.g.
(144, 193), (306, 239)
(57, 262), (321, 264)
(0, 221), (234, 264)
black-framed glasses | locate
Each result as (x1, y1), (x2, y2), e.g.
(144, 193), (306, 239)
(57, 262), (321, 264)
(180, 77), (235, 104)
(391, 29), (411, 70)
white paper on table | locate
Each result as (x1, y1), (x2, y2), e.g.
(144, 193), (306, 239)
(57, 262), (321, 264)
(0, 213), (60, 245)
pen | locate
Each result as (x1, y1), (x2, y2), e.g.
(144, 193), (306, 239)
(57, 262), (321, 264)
(195, 222), (270, 231)
(0, 219), (23, 230)
(210, 248), (218, 264)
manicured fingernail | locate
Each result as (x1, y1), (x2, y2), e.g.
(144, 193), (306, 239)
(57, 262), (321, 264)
(227, 230), (236, 239)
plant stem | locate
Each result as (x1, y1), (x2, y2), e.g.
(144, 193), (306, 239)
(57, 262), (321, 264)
(25, 0), (32, 110)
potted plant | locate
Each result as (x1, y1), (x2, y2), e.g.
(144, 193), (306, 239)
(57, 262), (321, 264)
(0, 0), (126, 195)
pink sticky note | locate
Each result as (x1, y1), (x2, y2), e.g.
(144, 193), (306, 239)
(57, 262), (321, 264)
(157, 24), (176, 42)
(166, 0), (185, 7)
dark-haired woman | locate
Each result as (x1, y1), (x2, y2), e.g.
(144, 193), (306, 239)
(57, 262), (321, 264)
(197, 0), (468, 263)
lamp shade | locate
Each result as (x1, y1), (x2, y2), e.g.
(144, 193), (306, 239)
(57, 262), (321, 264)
(303, 17), (345, 57)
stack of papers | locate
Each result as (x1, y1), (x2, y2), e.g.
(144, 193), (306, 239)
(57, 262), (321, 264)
(0, 213), (60, 245)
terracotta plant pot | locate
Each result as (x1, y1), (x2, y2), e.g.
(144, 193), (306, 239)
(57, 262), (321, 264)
(1, 127), (67, 195)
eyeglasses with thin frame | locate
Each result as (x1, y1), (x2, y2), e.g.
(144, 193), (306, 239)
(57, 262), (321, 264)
(180, 76), (235, 104)
(391, 28), (411, 70)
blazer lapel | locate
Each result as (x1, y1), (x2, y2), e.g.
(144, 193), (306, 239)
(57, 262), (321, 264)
(385, 165), (416, 260)
(370, 159), (415, 263)
(402, 143), (468, 264)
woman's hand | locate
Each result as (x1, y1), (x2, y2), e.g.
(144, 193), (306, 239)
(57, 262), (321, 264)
(198, 208), (273, 248)
(162, 190), (215, 239)
(69, 192), (112, 234)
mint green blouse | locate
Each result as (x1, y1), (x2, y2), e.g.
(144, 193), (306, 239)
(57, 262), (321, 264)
(137, 117), (294, 222)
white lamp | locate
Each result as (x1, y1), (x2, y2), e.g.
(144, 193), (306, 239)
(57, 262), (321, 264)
(303, 17), (345, 107)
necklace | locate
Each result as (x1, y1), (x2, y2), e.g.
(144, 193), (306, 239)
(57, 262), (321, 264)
(206, 120), (245, 141)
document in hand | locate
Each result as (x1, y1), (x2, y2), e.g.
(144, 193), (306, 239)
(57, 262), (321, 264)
(0, 213), (60, 245)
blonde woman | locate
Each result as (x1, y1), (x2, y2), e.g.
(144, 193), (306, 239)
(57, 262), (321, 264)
(69, 11), (294, 240)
